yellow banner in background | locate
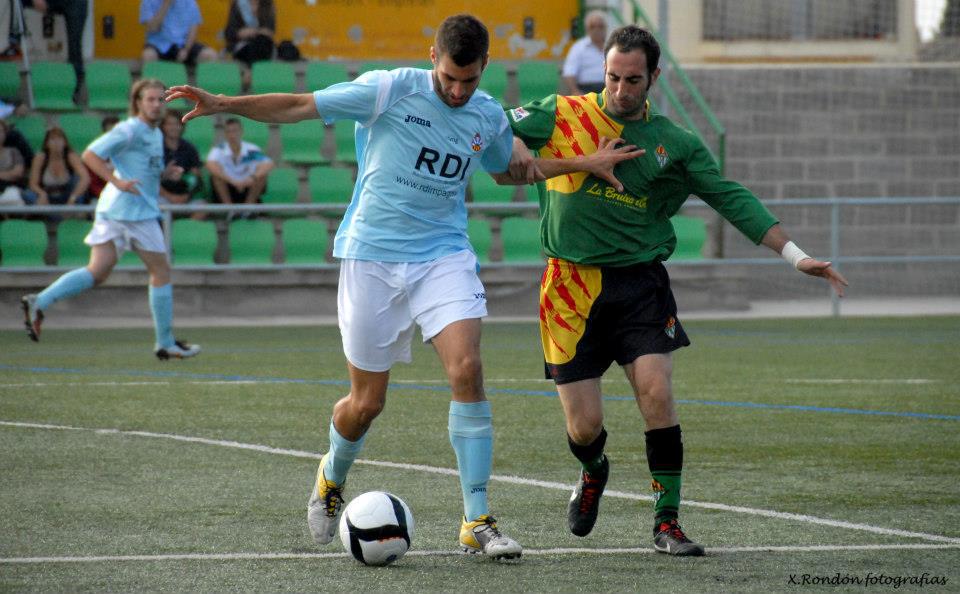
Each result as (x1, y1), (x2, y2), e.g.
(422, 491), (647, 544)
(95, 0), (579, 61)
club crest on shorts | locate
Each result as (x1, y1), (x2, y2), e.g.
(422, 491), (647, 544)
(665, 316), (676, 339)
(655, 144), (670, 168)
(471, 132), (483, 152)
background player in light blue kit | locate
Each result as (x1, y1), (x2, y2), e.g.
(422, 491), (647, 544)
(21, 78), (200, 361)
(167, 14), (638, 560)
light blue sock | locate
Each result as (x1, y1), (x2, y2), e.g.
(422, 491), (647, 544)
(149, 283), (175, 349)
(324, 420), (365, 485)
(448, 400), (493, 521)
(36, 268), (94, 311)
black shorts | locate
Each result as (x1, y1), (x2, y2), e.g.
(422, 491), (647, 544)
(540, 258), (690, 385)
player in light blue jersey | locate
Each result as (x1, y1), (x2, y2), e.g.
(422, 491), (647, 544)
(20, 79), (200, 360)
(167, 14), (639, 561)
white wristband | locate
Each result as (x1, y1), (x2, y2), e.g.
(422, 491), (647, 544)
(781, 241), (811, 270)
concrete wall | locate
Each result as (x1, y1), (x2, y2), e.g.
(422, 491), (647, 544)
(675, 64), (960, 298)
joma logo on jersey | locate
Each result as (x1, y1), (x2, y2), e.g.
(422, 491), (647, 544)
(414, 147), (472, 180)
(404, 114), (432, 127)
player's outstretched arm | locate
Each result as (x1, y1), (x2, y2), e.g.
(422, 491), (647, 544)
(493, 136), (644, 191)
(761, 224), (849, 297)
(166, 85), (320, 124)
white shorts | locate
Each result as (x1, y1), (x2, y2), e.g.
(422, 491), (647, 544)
(338, 249), (487, 372)
(85, 217), (166, 258)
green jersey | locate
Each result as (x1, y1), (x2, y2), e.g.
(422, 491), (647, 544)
(508, 92), (778, 266)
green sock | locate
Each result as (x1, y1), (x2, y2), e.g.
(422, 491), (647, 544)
(651, 471), (682, 522)
(645, 425), (683, 523)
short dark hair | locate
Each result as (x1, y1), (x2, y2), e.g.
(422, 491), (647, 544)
(224, 117), (241, 127)
(604, 25), (660, 75)
(435, 14), (489, 67)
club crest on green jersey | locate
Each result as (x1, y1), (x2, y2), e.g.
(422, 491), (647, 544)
(655, 144), (670, 168)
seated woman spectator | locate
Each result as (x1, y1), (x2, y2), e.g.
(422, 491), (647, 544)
(25, 127), (90, 212)
(224, 0), (276, 66)
(159, 110), (204, 217)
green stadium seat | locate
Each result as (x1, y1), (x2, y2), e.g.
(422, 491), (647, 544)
(183, 116), (215, 159)
(524, 184), (541, 202)
(32, 61), (79, 111)
(467, 217), (492, 263)
(10, 115), (47, 151)
(196, 62), (242, 97)
(261, 166), (300, 204)
(470, 173), (513, 203)
(411, 60), (433, 70)
(1, 219), (47, 267)
(305, 62), (348, 91)
(171, 219), (217, 265)
(282, 218), (328, 264)
(479, 62), (508, 105)
(252, 61), (296, 94)
(0, 62), (20, 101)
(280, 119), (328, 165)
(670, 214), (707, 260)
(239, 117), (270, 151)
(142, 61), (190, 110)
(55, 219), (92, 266)
(58, 113), (103, 151)
(228, 219), (275, 264)
(86, 61), (131, 111)
(517, 61), (560, 105)
(357, 62), (397, 76)
(117, 250), (143, 267)
(308, 166), (354, 204)
(333, 120), (357, 164)
(501, 216), (542, 262)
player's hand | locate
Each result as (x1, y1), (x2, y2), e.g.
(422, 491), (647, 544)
(114, 178), (142, 196)
(583, 137), (645, 192)
(797, 258), (849, 297)
(166, 85), (219, 123)
(507, 137), (544, 184)
(162, 162), (184, 181)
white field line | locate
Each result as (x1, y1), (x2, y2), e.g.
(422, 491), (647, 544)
(785, 379), (937, 385)
(3, 420), (959, 546)
(2, 543), (959, 565)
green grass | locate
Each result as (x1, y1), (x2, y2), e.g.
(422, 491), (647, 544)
(1, 318), (959, 592)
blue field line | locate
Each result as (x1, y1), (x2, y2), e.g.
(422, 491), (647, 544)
(3, 364), (958, 421)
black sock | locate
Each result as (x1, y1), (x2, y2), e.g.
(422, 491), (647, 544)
(568, 427), (607, 472)
(645, 424), (683, 523)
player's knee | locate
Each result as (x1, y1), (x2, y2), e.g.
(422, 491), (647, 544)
(446, 354), (483, 388)
(351, 398), (385, 425)
(568, 416), (604, 445)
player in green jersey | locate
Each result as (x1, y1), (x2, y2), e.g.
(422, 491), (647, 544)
(508, 25), (848, 556)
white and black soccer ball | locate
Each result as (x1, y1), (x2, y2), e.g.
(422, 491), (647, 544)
(339, 491), (415, 566)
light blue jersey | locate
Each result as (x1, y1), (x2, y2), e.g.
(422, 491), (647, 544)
(87, 116), (164, 222)
(313, 68), (513, 262)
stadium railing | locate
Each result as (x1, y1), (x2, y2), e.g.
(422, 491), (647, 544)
(3, 196), (959, 317)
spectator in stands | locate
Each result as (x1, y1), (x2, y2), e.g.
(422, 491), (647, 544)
(85, 116), (119, 201)
(4, 0), (89, 105)
(140, 0), (217, 66)
(561, 10), (607, 95)
(2, 117), (33, 169)
(224, 0), (276, 66)
(25, 127), (90, 211)
(0, 119), (26, 205)
(159, 110), (204, 217)
(205, 117), (272, 217)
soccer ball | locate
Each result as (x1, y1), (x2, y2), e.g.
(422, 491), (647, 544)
(339, 491), (415, 566)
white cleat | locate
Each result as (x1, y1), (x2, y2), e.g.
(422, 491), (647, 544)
(459, 515), (523, 561)
(155, 340), (201, 360)
(307, 453), (345, 545)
